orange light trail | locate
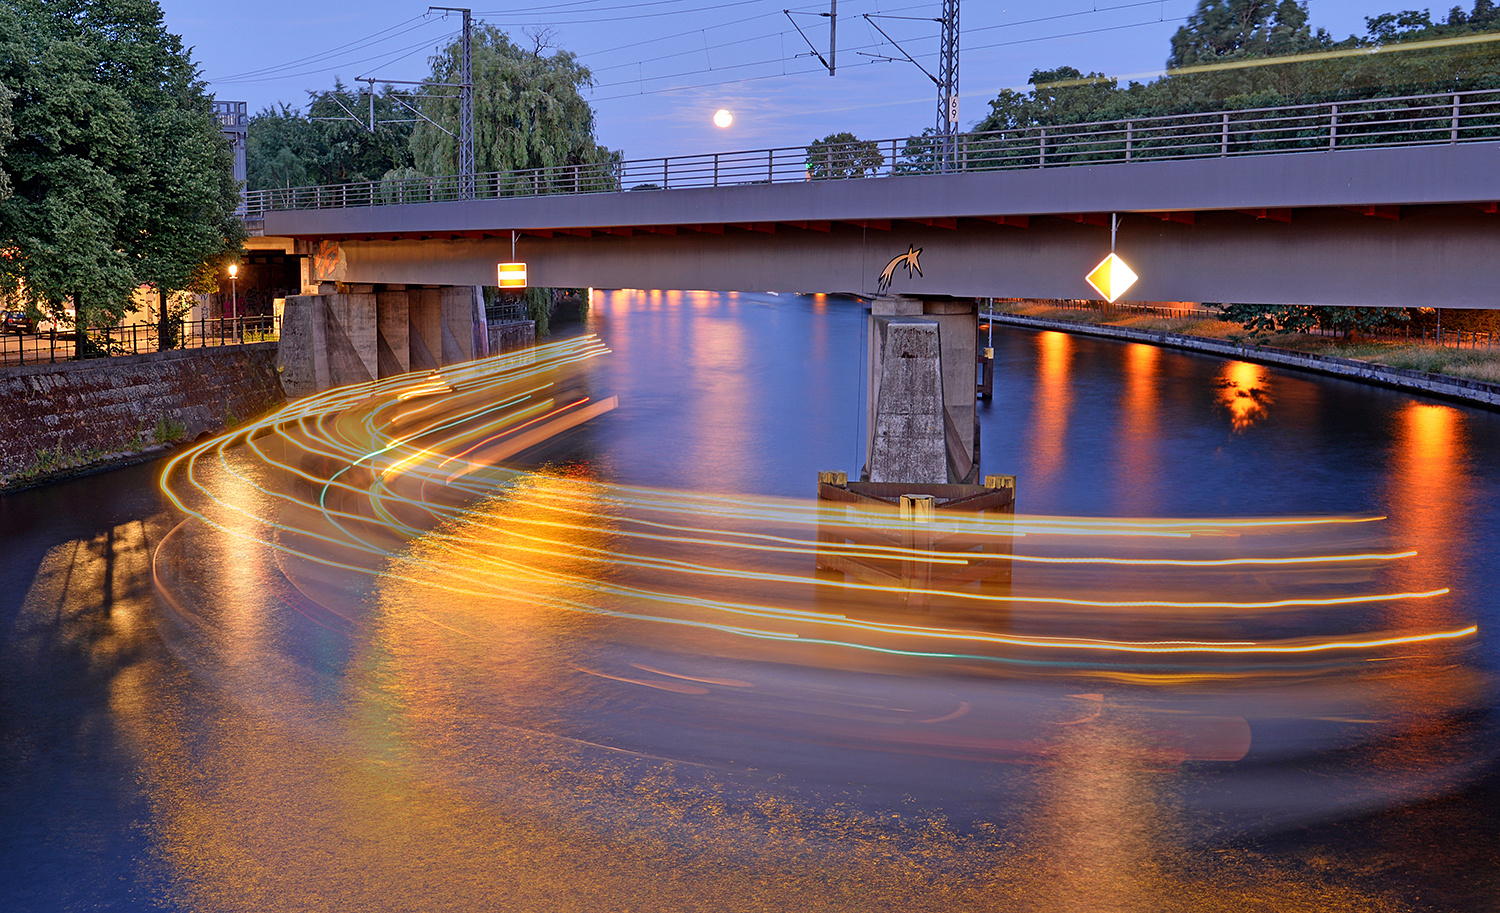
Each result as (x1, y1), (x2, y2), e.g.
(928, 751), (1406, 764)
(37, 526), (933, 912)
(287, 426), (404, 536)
(157, 334), (1479, 671)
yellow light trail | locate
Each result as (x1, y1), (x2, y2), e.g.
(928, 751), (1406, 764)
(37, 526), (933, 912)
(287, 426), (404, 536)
(156, 334), (1479, 669)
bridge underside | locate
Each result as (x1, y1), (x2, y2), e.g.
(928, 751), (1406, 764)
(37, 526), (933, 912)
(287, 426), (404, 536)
(305, 203), (1495, 308)
(262, 143), (1500, 308)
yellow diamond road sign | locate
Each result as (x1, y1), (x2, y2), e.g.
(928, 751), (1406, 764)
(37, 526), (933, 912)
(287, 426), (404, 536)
(1085, 252), (1138, 303)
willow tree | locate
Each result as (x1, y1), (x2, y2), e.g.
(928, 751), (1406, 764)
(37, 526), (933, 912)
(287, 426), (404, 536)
(410, 27), (613, 187)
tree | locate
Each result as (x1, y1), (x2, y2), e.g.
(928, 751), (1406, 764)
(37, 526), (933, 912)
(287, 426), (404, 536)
(246, 104), (315, 190)
(1219, 303), (1406, 339)
(0, 1), (140, 341)
(805, 131), (885, 179)
(246, 83), (415, 191)
(92, 0), (246, 348)
(0, 0), (243, 349)
(304, 82), (415, 184)
(1025, 67), (1126, 124)
(410, 27), (613, 185)
(1168, 0), (1327, 69)
(0, 81), (12, 203)
(968, 0), (1500, 144)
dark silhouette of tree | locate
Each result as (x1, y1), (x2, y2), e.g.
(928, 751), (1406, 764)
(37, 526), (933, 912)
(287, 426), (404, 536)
(804, 132), (885, 179)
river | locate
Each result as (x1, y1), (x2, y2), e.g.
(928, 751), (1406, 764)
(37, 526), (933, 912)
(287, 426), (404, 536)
(2, 289), (1497, 912)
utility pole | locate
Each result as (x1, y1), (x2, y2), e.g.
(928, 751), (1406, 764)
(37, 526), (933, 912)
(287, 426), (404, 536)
(937, 0), (959, 171)
(785, 1), (838, 76)
(860, 1), (960, 169)
(430, 7), (474, 199)
(829, 0), (837, 76)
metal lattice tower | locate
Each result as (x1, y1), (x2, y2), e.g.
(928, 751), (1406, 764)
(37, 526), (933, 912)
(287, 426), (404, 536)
(458, 8), (474, 200)
(937, 0), (959, 170)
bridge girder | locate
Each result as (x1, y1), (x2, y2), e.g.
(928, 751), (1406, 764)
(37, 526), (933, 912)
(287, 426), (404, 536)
(262, 142), (1500, 308)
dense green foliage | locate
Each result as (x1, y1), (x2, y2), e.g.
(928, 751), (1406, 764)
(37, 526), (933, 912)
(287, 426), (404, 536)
(1219, 302), (1408, 338)
(805, 131), (885, 178)
(246, 83), (415, 190)
(971, 0), (1500, 136)
(0, 81), (11, 202)
(245, 27), (614, 199)
(0, 0), (243, 340)
(1167, 0), (1331, 69)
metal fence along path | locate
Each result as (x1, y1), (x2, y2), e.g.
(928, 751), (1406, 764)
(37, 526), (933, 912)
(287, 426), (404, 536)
(243, 88), (1500, 219)
(1, 316), (280, 368)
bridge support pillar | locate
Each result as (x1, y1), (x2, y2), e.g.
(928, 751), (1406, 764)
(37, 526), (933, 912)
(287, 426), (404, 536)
(376, 288), (410, 378)
(408, 288), (443, 371)
(864, 296), (979, 484)
(278, 284), (488, 399)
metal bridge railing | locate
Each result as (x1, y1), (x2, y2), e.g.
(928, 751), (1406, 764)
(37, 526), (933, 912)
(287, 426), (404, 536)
(242, 88), (1500, 219)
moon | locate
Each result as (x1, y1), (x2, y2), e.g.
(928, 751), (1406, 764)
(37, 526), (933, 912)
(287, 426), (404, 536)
(713, 109), (733, 128)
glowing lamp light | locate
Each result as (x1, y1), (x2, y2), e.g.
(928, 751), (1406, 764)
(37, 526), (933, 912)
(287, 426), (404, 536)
(1085, 252), (1138, 303)
(713, 109), (733, 128)
(497, 262), (527, 289)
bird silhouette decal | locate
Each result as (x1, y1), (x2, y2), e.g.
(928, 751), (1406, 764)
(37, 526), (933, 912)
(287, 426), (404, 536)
(312, 240), (344, 281)
(877, 244), (923, 294)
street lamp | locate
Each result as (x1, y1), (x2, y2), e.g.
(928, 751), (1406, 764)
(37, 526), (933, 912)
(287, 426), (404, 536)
(228, 263), (238, 343)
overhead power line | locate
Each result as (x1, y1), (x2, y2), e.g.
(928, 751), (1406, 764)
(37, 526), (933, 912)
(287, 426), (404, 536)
(211, 15), (445, 84)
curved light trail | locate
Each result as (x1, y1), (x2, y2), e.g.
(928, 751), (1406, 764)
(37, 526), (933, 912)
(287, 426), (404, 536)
(158, 335), (1478, 672)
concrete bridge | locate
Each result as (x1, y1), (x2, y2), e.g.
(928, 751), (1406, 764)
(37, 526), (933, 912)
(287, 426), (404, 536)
(251, 89), (1500, 309)
(257, 89), (1500, 479)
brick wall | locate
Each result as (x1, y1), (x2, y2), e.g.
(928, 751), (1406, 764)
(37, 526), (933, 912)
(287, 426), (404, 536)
(0, 343), (285, 488)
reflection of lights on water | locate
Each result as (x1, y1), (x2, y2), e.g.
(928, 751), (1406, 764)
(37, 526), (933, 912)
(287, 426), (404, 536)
(155, 334), (1477, 675)
(1217, 360), (1272, 431)
(1028, 332), (1073, 490)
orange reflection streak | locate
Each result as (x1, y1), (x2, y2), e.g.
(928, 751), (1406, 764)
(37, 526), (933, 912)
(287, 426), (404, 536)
(1026, 332), (1072, 492)
(1388, 404), (1462, 603)
(1372, 402), (1474, 774)
(1118, 344), (1160, 514)
(1217, 361), (1272, 431)
(685, 310), (753, 492)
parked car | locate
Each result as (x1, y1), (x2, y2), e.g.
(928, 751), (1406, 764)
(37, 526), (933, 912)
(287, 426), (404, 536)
(3, 311), (35, 335)
(36, 309), (74, 337)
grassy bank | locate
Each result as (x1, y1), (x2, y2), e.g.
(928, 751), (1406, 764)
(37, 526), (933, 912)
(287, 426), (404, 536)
(990, 302), (1500, 387)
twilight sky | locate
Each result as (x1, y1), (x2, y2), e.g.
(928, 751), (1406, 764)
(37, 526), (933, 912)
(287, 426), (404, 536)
(156, 0), (1406, 160)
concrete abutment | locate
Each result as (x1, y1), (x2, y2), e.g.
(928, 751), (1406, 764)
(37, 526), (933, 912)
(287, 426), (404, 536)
(279, 284), (532, 399)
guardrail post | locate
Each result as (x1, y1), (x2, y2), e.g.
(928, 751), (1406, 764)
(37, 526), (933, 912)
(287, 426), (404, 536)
(1039, 128), (1046, 167)
(1221, 113), (1229, 156)
(1330, 104), (1338, 149)
(1125, 121), (1133, 161)
(768, 148), (774, 182)
(714, 153), (720, 187)
(663, 157), (669, 190)
(1452, 94), (1460, 142)
(573, 164), (579, 194)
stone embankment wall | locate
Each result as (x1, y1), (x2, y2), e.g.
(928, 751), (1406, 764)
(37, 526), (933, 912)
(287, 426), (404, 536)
(487, 319), (534, 354)
(0, 343), (285, 490)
